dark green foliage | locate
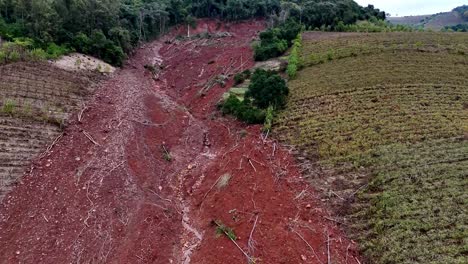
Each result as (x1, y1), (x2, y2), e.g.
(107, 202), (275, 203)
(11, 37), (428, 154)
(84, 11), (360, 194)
(444, 24), (468, 32)
(254, 19), (302, 61)
(0, 0), (283, 65)
(222, 95), (265, 124)
(45, 43), (69, 59)
(0, 0), (388, 65)
(233, 69), (251, 84)
(299, 1), (385, 30)
(246, 69), (289, 109)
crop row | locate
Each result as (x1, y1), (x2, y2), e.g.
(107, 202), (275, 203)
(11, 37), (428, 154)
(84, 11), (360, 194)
(352, 139), (468, 264)
(277, 32), (468, 264)
(0, 114), (61, 200)
(302, 32), (468, 65)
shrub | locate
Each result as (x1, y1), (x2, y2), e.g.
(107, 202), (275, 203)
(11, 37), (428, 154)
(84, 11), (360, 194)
(30, 48), (48, 60)
(246, 69), (289, 109)
(327, 50), (334, 61)
(254, 19), (301, 61)
(2, 99), (15, 114)
(287, 63), (297, 78)
(13, 37), (34, 49)
(8, 50), (20, 62)
(233, 69), (251, 85)
(287, 33), (302, 79)
(222, 95), (265, 124)
(263, 105), (274, 132)
(46, 43), (69, 59)
(234, 73), (245, 85)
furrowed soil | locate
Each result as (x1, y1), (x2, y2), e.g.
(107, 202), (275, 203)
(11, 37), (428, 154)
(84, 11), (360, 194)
(0, 20), (359, 264)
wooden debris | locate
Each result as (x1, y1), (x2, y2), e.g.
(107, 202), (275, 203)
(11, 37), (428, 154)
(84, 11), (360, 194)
(83, 131), (100, 146)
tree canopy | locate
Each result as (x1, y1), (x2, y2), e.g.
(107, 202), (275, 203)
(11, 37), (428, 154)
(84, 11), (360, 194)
(0, 0), (387, 65)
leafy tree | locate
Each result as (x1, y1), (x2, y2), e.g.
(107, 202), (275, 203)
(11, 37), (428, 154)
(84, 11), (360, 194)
(254, 19), (301, 61)
(0, 0), (389, 65)
(246, 69), (289, 109)
(222, 95), (265, 124)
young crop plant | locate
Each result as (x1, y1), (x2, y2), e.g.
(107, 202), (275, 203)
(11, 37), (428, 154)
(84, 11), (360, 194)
(275, 31), (468, 264)
(263, 106), (274, 133)
(287, 33), (303, 79)
(161, 144), (172, 162)
(214, 220), (237, 241)
(2, 99), (15, 114)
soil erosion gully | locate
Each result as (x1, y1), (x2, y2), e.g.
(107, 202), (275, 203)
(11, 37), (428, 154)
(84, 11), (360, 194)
(0, 20), (361, 264)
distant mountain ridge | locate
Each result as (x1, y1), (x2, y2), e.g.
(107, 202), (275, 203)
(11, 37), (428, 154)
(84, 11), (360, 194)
(387, 5), (468, 30)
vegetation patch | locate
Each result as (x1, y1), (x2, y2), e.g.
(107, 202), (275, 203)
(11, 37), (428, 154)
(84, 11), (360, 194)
(214, 220), (237, 241)
(275, 32), (468, 263)
(234, 70), (251, 85)
(287, 33), (303, 79)
(1, 99), (15, 114)
(221, 69), (289, 125)
(254, 20), (302, 61)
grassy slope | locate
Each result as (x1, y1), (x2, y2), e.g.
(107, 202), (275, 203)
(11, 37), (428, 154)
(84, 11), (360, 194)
(275, 32), (468, 263)
(388, 11), (465, 30)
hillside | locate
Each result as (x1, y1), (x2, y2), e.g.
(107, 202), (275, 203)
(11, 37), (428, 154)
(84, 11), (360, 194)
(388, 6), (467, 30)
(0, 20), (360, 264)
(275, 32), (468, 263)
(0, 62), (101, 200)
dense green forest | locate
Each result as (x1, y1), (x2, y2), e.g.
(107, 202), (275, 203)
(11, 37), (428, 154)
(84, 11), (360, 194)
(0, 0), (385, 65)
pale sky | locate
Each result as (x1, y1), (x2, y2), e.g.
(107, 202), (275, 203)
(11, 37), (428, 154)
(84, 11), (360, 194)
(355, 0), (467, 17)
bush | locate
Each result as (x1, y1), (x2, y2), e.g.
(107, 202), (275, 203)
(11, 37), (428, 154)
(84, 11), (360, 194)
(287, 63), (297, 78)
(45, 43), (69, 59)
(287, 33), (302, 78)
(233, 69), (251, 85)
(246, 69), (289, 109)
(8, 50), (20, 62)
(263, 105), (274, 132)
(2, 99), (15, 114)
(222, 95), (265, 124)
(30, 48), (48, 60)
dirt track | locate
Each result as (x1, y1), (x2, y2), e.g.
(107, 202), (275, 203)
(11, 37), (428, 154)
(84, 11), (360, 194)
(0, 20), (361, 263)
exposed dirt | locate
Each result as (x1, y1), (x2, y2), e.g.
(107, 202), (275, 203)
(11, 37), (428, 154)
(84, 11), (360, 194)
(0, 20), (361, 263)
(0, 62), (101, 201)
(53, 53), (116, 73)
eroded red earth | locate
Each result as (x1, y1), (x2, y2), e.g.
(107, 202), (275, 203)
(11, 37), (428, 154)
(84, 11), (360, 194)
(0, 20), (361, 264)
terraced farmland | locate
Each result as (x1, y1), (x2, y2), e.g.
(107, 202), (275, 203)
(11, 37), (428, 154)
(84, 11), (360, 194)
(275, 32), (468, 263)
(0, 62), (100, 200)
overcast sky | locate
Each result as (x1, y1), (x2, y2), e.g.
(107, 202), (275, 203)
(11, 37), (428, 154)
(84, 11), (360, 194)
(355, 0), (467, 17)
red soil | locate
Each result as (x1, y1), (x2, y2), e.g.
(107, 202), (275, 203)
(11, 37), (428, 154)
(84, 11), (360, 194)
(0, 20), (361, 264)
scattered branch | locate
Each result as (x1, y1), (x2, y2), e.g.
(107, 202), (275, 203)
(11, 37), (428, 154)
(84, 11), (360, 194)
(78, 105), (88, 123)
(327, 231), (331, 264)
(292, 229), (324, 264)
(40, 133), (64, 158)
(248, 215), (259, 256)
(199, 174), (225, 209)
(83, 131), (100, 146)
(248, 159), (257, 172)
(214, 221), (254, 263)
